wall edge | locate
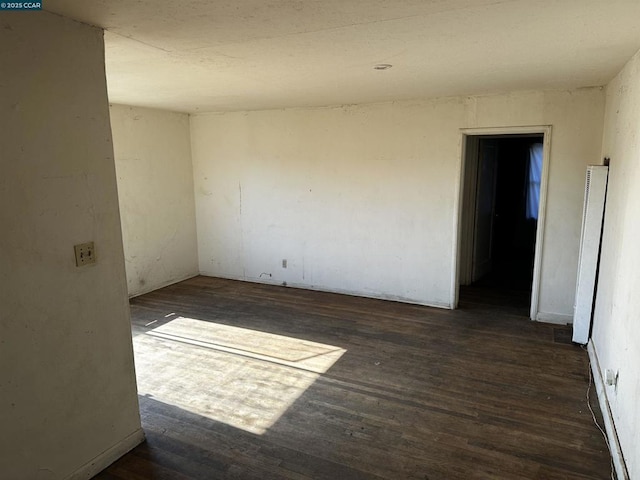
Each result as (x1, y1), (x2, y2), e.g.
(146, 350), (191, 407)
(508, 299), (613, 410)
(587, 341), (629, 480)
(66, 428), (145, 480)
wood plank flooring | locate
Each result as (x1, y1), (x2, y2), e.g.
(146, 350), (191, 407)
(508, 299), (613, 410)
(94, 276), (612, 479)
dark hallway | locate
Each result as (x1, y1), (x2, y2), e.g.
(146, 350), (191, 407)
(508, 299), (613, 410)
(459, 135), (544, 315)
(481, 136), (541, 290)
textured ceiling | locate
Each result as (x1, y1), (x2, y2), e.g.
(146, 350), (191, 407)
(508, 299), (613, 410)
(46, 0), (640, 113)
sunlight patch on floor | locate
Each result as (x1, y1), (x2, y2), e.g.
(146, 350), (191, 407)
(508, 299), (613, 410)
(133, 316), (346, 435)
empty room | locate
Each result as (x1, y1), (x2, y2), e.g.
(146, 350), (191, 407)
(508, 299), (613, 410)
(1, 1), (639, 479)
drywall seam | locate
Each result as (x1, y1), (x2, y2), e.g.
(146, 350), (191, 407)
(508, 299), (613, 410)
(188, 89), (600, 118)
(587, 342), (629, 480)
(66, 429), (145, 480)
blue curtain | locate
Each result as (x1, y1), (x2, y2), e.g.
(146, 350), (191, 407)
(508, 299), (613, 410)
(526, 143), (543, 219)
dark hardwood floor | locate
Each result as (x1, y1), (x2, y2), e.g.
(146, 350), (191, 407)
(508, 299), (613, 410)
(94, 276), (611, 479)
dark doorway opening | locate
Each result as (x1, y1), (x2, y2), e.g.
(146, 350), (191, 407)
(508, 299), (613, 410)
(458, 134), (544, 315)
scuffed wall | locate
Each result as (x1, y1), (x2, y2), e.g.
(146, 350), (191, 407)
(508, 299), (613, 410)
(592, 48), (640, 478)
(111, 104), (198, 296)
(0, 12), (142, 479)
(190, 88), (604, 318)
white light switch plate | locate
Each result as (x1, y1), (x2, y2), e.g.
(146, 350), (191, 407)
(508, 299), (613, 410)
(74, 242), (96, 267)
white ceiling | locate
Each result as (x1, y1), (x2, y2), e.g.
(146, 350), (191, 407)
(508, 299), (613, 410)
(47, 0), (640, 113)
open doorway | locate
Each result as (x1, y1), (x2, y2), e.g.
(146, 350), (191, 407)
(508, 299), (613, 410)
(457, 130), (549, 318)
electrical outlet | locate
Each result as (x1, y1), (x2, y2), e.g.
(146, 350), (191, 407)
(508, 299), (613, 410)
(282, 259), (287, 268)
(74, 242), (96, 267)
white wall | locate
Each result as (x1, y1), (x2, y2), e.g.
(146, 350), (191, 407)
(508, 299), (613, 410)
(0, 12), (142, 480)
(191, 88), (604, 318)
(110, 104), (198, 296)
(592, 48), (640, 478)
(470, 91), (605, 322)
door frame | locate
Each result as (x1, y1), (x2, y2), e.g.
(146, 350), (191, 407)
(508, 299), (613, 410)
(451, 125), (553, 321)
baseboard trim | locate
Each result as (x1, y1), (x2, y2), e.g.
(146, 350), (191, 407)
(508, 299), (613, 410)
(587, 342), (629, 480)
(534, 311), (572, 324)
(66, 428), (145, 480)
(198, 273), (452, 309)
(128, 273), (199, 298)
